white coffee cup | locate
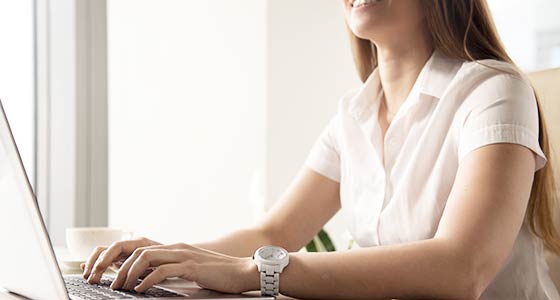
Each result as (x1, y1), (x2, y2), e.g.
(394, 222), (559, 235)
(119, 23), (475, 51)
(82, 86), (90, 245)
(66, 227), (133, 261)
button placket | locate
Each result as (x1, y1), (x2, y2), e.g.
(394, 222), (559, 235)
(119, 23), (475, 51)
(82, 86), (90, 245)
(371, 172), (386, 246)
(380, 137), (394, 220)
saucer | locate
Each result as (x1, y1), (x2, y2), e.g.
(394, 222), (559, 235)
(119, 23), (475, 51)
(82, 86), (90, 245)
(59, 259), (84, 271)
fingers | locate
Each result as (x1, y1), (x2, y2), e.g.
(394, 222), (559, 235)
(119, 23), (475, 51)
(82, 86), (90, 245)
(83, 246), (107, 279)
(134, 263), (187, 293)
(139, 268), (154, 279)
(121, 249), (189, 291)
(111, 244), (187, 290)
(111, 245), (158, 289)
(87, 243), (125, 283)
(87, 239), (148, 284)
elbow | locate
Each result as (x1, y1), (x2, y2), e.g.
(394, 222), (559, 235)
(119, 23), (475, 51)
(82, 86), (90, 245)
(454, 279), (486, 300)
(256, 224), (297, 251)
(451, 253), (499, 300)
(436, 241), (499, 300)
(444, 267), (486, 300)
(253, 225), (276, 245)
(256, 224), (302, 252)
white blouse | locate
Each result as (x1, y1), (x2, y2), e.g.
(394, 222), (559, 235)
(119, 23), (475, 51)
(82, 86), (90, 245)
(305, 50), (559, 299)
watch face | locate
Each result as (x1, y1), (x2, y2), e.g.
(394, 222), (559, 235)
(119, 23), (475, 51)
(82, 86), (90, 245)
(258, 246), (287, 261)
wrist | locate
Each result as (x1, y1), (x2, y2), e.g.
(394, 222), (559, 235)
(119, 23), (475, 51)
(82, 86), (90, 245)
(241, 257), (260, 292)
(252, 246), (290, 296)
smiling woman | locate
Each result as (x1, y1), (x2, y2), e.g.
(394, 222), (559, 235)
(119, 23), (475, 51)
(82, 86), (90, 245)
(83, 0), (560, 299)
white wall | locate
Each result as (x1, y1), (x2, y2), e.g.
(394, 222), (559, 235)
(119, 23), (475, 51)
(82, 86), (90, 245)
(108, 0), (267, 244)
(107, 0), (360, 249)
(34, 0), (109, 246)
(0, 0), (35, 186)
(266, 0), (360, 249)
(487, 0), (560, 70)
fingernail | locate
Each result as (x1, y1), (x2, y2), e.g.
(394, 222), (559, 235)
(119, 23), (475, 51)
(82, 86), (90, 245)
(111, 280), (120, 289)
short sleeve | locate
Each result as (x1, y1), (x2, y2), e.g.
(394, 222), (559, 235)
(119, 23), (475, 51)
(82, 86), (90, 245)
(305, 114), (341, 182)
(458, 74), (547, 171)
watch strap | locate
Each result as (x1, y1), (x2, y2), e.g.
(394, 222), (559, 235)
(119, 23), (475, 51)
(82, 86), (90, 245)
(260, 264), (280, 296)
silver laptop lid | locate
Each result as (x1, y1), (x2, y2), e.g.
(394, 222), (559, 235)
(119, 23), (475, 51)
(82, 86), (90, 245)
(0, 99), (68, 300)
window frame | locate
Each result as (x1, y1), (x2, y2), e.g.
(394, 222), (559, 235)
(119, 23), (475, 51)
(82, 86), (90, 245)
(35, 0), (108, 246)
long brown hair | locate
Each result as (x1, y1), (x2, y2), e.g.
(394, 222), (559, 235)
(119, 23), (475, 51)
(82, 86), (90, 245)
(347, 0), (560, 254)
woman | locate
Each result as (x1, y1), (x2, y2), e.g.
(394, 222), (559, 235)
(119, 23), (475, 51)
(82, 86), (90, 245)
(82, 0), (560, 299)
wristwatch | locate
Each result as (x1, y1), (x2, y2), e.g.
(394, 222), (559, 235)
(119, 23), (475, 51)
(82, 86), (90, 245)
(252, 246), (289, 297)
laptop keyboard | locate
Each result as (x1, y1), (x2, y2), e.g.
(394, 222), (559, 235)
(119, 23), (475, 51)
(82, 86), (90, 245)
(65, 276), (183, 299)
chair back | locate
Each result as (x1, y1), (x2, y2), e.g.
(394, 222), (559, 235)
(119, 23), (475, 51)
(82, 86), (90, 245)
(528, 68), (560, 289)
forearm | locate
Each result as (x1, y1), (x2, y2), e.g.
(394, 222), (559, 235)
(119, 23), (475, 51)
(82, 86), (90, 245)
(276, 239), (480, 300)
(194, 227), (273, 257)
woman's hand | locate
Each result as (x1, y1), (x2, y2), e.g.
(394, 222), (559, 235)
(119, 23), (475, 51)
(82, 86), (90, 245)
(109, 243), (259, 294)
(81, 237), (161, 283)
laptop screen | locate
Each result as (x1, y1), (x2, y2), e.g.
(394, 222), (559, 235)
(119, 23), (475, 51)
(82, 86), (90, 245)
(0, 100), (68, 299)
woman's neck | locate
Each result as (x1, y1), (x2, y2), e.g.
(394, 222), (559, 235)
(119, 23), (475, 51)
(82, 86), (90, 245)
(375, 31), (434, 116)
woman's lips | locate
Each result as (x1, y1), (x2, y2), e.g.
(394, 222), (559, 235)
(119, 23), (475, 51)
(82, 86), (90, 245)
(352, 0), (382, 9)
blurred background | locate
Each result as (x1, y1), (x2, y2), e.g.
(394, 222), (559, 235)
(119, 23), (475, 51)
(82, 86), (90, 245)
(0, 0), (559, 249)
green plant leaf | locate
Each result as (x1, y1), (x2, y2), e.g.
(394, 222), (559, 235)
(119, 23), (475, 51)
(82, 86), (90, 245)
(305, 238), (318, 252)
(317, 229), (336, 252)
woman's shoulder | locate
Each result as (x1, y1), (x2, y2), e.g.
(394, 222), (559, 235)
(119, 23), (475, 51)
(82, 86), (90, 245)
(456, 58), (534, 92)
(450, 58), (536, 110)
(447, 58), (540, 140)
(450, 59), (545, 169)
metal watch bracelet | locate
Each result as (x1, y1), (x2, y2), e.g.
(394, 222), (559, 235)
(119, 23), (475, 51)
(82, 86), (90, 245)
(260, 265), (280, 296)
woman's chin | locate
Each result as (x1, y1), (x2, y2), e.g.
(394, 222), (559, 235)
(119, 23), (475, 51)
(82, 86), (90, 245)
(349, 21), (378, 40)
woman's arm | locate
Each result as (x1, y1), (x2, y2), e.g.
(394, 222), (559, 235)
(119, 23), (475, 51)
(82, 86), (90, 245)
(83, 167), (340, 282)
(268, 143), (536, 300)
(103, 143), (535, 298)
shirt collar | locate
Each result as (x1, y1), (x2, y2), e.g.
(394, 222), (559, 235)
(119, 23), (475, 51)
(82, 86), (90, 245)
(420, 50), (463, 99)
(348, 67), (382, 120)
(348, 49), (463, 121)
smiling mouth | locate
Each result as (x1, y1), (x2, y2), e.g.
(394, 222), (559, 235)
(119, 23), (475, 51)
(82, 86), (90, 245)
(352, 0), (382, 8)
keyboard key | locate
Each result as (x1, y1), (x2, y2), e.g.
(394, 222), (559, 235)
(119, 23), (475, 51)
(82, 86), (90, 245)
(64, 276), (183, 299)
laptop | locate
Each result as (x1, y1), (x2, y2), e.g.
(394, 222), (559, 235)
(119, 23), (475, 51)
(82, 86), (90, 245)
(0, 99), (273, 300)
